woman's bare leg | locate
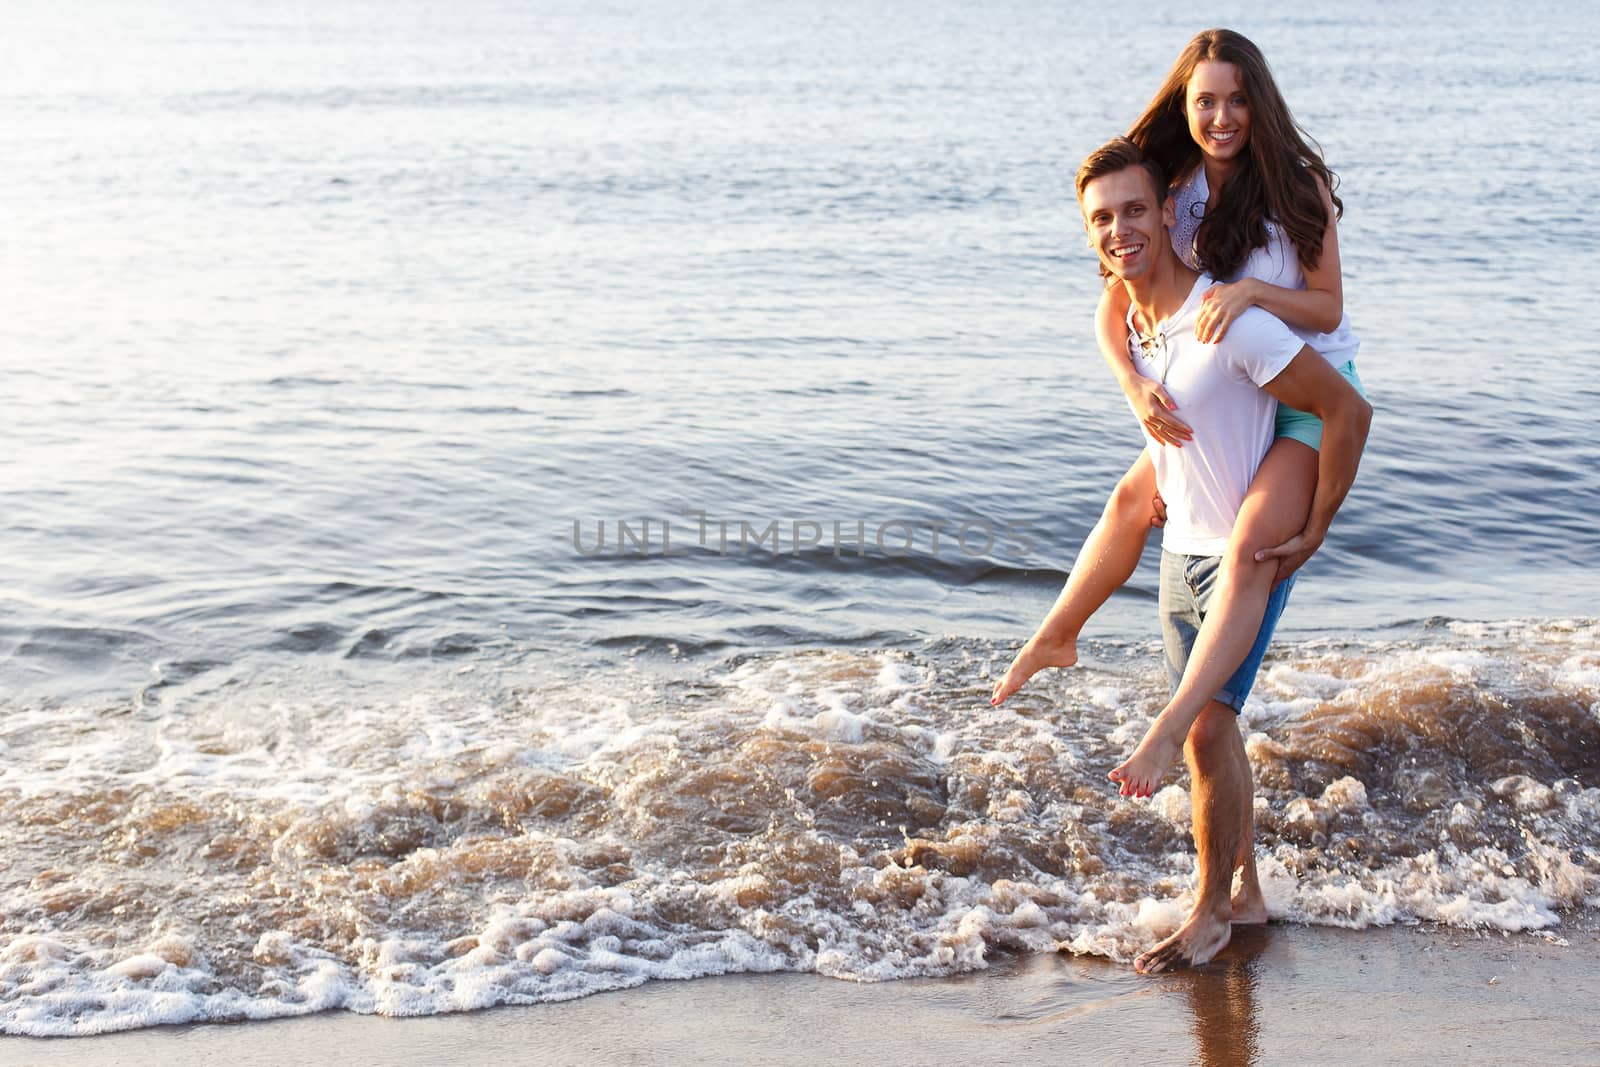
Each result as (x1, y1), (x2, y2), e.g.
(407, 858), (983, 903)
(1108, 438), (1318, 795)
(991, 451), (1158, 705)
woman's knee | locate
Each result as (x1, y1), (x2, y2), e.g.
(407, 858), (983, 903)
(1220, 536), (1276, 586)
(1107, 464), (1157, 525)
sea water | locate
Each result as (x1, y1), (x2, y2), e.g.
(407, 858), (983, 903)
(2, 0), (1598, 1036)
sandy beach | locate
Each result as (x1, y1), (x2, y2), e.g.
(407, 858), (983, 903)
(10, 919), (1597, 1067)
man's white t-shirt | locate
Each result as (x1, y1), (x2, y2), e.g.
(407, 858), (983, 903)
(1126, 274), (1305, 556)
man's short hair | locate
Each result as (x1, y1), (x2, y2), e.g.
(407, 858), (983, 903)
(1075, 137), (1168, 206)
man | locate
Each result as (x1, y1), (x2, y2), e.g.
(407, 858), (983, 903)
(1016, 138), (1371, 973)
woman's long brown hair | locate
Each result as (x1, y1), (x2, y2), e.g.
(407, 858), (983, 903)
(1127, 29), (1341, 279)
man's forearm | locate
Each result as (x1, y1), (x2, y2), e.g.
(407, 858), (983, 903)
(1304, 397), (1373, 538)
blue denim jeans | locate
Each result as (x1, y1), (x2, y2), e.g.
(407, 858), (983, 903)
(1158, 549), (1296, 712)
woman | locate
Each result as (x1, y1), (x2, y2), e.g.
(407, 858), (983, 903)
(992, 29), (1366, 799)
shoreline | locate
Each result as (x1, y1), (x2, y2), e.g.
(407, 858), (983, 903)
(10, 919), (1599, 1066)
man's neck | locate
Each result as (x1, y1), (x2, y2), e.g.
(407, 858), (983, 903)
(1123, 257), (1200, 333)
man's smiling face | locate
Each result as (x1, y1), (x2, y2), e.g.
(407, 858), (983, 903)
(1080, 164), (1174, 283)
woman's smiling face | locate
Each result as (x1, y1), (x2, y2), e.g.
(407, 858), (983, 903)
(1186, 60), (1250, 165)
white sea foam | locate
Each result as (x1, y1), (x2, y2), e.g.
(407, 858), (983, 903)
(3, 626), (1598, 1036)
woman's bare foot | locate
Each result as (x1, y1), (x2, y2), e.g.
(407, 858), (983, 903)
(1107, 725), (1184, 798)
(1135, 906), (1232, 974)
(990, 635), (1078, 706)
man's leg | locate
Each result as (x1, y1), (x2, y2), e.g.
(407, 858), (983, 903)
(1231, 739), (1267, 924)
(1194, 559), (1294, 925)
(1134, 553), (1288, 970)
(1135, 700), (1246, 973)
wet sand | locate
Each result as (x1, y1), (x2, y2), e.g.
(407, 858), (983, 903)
(9, 920), (1599, 1066)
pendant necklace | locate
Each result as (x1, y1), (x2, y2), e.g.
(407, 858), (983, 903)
(1134, 317), (1171, 384)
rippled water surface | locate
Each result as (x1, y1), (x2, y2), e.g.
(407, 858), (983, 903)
(2, 0), (1598, 1036)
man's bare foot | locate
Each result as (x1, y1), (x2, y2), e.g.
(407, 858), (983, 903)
(1107, 725), (1183, 798)
(1229, 883), (1268, 924)
(990, 635), (1078, 706)
(1135, 908), (1232, 974)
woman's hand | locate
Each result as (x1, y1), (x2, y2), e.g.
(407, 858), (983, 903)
(1124, 376), (1193, 447)
(1196, 280), (1260, 344)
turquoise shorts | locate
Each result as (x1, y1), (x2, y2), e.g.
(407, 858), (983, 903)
(1274, 360), (1364, 450)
